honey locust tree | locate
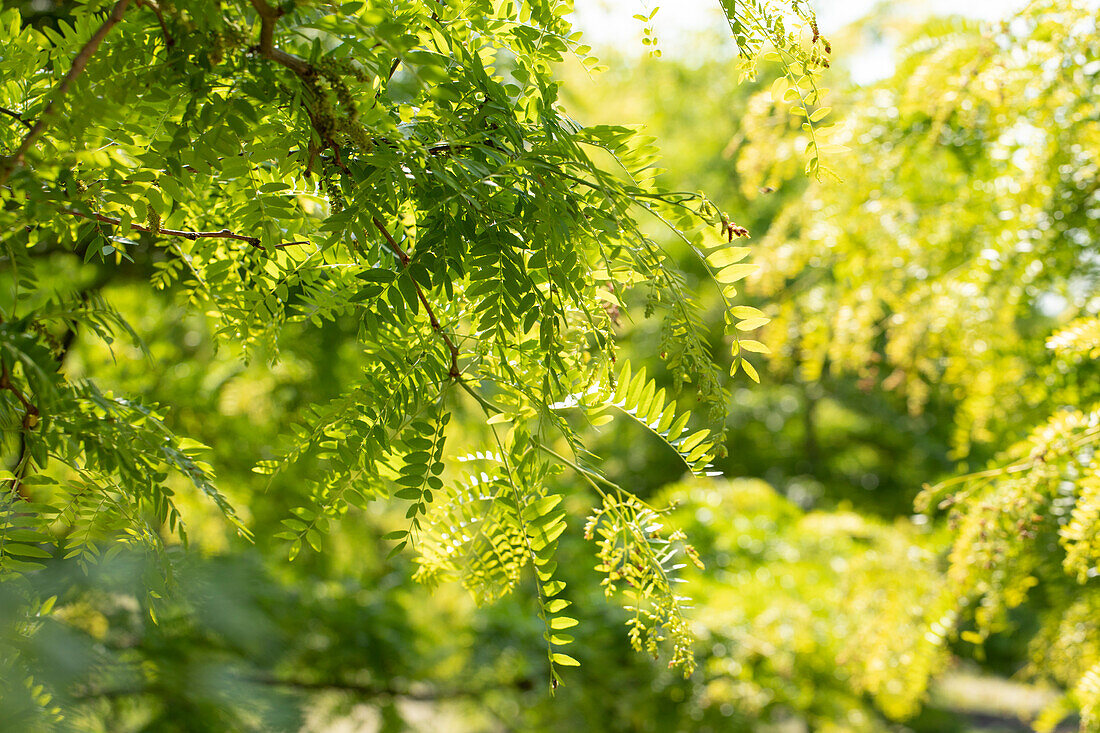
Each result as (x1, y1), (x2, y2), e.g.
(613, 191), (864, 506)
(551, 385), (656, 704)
(734, 1), (1100, 728)
(0, 0), (832, 725)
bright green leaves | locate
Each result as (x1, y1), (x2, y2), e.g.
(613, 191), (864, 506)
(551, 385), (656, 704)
(392, 411), (450, 553)
(918, 405), (1100, 730)
(705, 245), (750, 270)
(524, 488), (575, 690)
(411, 435), (581, 689)
(584, 494), (702, 677)
(0, 481), (57, 574)
(0, 0), (789, 699)
(1047, 317), (1100, 360)
(413, 467), (530, 603)
(719, 1), (833, 176)
(466, 228), (530, 337)
(273, 370), (450, 561)
(606, 360), (722, 476)
(694, 235), (770, 383)
(714, 263), (758, 285)
(352, 267), (397, 301)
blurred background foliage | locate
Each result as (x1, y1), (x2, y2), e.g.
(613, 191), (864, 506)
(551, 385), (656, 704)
(4, 0), (1100, 730)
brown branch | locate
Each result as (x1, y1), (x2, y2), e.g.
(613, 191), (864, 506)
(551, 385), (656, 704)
(67, 209), (265, 248)
(370, 218), (461, 379)
(0, 0), (132, 186)
(0, 107), (32, 130)
(77, 675), (533, 702)
(248, 0), (311, 76)
(0, 360), (38, 501)
(0, 364), (37, 418)
(246, 0), (357, 175)
(254, 676), (489, 700)
(372, 216), (409, 265)
(136, 0), (174, 48)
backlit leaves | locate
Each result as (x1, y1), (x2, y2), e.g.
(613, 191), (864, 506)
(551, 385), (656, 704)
(0, 0), (795, 700)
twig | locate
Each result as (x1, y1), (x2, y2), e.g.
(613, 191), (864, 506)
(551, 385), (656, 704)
(0, 360), (38, 501)
(246, 0), (356, 170)
(370, 217), (461, 379)
(248, 0), (311, 76)
(0, 0), (132, 186)
(65, 209), (266, 248)
(253, 675), (509, 699)
(0, 107), (32, 130)
(0, 363), (36, 418)
(136, 0), (174, 48)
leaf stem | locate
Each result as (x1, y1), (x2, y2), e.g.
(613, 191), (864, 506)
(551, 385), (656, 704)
(371, 217), (461, 379)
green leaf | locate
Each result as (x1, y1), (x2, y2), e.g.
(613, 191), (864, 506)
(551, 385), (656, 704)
(716, 264), (759, 283)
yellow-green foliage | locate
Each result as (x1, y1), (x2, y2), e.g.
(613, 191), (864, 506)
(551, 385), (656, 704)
(0, 0), (835, 718)
(661, 478), (949, 727)
(920, 406), (1100, 730)
(739, 0), (1100, 459)
(1049, 317), (1100, 362)
(728, 6), (1100, 721)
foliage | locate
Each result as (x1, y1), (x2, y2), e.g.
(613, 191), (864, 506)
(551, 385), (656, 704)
(0, 0), (838, 727)
(742, 0), (1100, 462)
(660, 477), (950, 729)
(919, 317), (1100, 732)
(731, 1), (1100, 728)
(9, 0), (1100, 729)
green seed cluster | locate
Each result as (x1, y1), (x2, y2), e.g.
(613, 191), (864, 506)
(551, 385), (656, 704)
(301, 58), (372, 150)
(319, 174), (345, 214)
(206, 22), (245, 65)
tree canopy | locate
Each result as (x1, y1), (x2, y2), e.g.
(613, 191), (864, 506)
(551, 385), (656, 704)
(0, 0), (835, 728)
(4, 0), (1100, 731)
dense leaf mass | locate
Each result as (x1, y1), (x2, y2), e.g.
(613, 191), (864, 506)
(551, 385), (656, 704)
(0, 0), (831, 726)
(733, 2), (1100, 728)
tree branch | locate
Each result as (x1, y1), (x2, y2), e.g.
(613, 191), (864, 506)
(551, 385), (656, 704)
(0, 359), (38, 501)
(0, 107), (32, 130)
(0, 0), (132, 186)
(77, 674), (534, 702)
(248, 0), (311, 76)
(370, 217), (461, 379)
(136, 0), (174, 48)
(66, 209), (267, 249)
(254, 675), (500, 700)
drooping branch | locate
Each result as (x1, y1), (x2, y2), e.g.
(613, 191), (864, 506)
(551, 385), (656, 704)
(66, 208), (310, 249)
(371, 217), (461, 379)
(0, 0), (132, 186)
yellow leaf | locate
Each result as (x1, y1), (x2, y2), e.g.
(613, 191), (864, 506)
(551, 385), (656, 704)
(707, 247), (750, 268)
(770, 77), (788, 103)
(736, 317), (770, 331)
(716, 264), (759, 283)
(741, 359), (760, 383)
(739, 339), (771, 354)
(730, 305), (765, 319)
